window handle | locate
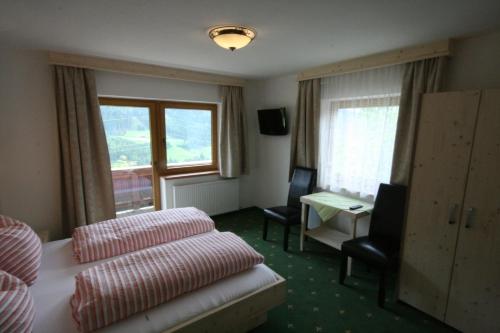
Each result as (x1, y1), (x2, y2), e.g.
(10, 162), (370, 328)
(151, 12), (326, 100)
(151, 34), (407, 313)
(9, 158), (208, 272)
(448, 204), (459, 225)
(465, 207), (476, 229)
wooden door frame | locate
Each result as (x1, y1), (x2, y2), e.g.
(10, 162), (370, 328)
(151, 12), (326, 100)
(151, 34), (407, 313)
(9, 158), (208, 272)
(99, 97), (220, 211)
(98, 97), (162, 210)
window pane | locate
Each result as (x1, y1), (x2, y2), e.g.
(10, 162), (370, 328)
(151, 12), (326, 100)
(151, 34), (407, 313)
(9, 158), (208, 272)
(318, 103), (399, 200)
(101, 106), (152, 169)
(100, 105), (153, 214)
(165, 108), (212, 166)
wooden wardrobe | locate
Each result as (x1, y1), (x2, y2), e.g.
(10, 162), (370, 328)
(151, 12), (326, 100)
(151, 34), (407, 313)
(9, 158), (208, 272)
(399, 89), (500, 333)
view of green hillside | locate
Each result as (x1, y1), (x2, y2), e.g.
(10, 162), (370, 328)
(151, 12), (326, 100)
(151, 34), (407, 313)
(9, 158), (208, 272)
(165, 108), (212, 166)
(100, 105), (212, 169)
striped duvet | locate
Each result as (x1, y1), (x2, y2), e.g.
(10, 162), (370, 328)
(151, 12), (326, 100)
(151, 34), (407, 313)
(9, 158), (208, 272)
(72, 207), (215, 263)
(71, 232), (264, 332)
(0, 270), (35, 333)
(0, 215), (42, 286)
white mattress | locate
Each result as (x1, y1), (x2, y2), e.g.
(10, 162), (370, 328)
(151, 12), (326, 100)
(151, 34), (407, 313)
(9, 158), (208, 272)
(30, 237), (278, 333)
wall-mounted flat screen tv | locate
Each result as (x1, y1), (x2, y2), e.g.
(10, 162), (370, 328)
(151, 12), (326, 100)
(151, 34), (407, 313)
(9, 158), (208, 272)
(258, 108), (287, 135)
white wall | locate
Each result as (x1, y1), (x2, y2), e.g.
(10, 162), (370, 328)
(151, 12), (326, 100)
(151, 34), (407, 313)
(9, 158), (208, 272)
(239, 74), (373, 236)
(238, 30), (500, 238)
(96, 70), (234, 212)
(95, 71), (220, 103)
(1, 30), (500, 240)
(0, 51), (225, 239)
(445, 30), (500, 91)
(241, 30), (500, 210)
(239, 75), (297, 209)
(0, 47), (62, 238)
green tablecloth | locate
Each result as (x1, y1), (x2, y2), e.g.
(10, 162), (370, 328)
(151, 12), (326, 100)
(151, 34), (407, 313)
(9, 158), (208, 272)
(302, 192), (373, 222)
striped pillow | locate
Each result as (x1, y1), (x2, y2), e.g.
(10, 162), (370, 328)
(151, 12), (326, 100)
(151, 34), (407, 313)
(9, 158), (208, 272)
(0, 215), (42, 286)
(72, 207), (215, 263)
(0, 270), (35, 333)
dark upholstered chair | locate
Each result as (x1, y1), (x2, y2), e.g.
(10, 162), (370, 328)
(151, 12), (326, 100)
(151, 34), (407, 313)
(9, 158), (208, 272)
(263, 167), (317, 251)
(339, 183), (407, 307)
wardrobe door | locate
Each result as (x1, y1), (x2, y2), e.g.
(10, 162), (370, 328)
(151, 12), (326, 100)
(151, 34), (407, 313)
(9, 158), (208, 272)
(446, 89), (500, 332)
(399, 91), (480, 320)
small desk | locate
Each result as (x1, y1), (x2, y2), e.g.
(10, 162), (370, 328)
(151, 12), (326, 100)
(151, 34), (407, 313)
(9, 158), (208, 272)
(300, 192), (373, 275)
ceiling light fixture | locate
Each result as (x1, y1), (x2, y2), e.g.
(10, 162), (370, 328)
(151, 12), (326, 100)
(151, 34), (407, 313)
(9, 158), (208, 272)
(208, 25), (256, 51)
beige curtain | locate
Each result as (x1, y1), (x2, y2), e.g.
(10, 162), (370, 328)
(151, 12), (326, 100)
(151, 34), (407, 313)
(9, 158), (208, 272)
(289, 79), (321, 178)
(55, 66), (115, 235)
(390, 57), (447, 185)
(219, 85), (247, 178)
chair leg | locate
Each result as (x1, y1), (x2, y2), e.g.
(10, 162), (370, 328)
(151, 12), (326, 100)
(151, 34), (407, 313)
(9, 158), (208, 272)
(378, 270), (386, 308)
(339, 253), (348, 285)
(263, 218), (269, 240)
(283, 224), (290, 251)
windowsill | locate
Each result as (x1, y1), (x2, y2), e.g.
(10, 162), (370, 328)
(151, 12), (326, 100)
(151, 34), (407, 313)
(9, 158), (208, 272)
(162, 170), (220, 180)
(116, 206), (155, 218)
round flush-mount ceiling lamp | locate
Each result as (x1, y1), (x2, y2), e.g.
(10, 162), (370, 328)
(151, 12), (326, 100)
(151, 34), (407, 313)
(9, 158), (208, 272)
(208, 25), (256, 51)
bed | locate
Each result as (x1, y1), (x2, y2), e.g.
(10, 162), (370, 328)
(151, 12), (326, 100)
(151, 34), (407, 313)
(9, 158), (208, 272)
(30, 235), (286, 333)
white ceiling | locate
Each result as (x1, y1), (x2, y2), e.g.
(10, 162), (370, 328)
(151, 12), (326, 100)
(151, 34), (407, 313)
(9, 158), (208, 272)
(1, 0), (500, 79)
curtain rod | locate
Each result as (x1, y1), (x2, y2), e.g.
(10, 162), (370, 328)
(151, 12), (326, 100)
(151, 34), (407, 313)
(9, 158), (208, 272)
(297, 39), (452, 81)
(48, 52), (246, 87)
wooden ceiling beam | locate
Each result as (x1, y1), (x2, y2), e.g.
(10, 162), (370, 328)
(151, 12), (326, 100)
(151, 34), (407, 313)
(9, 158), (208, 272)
(297, 39), (452, 81)
(48, 52), (246, 87)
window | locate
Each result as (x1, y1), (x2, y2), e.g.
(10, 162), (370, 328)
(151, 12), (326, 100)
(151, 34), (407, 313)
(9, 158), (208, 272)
(318, 65), (404, 201)
(99, 98), (218, 215)
(100, 98), (156, 215)
(318, 98), (399, 200)
(159, 102), (218, 175)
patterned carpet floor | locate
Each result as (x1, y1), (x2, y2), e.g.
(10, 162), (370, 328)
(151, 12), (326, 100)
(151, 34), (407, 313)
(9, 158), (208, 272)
(213, 208), (456, 333)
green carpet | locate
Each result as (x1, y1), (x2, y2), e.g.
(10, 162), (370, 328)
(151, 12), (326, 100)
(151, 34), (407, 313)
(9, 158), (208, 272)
(213, 208), (456, 333)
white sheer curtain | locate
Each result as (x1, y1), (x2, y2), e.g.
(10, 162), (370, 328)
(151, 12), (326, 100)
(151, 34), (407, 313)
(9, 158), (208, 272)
(318, 65), (404, 201)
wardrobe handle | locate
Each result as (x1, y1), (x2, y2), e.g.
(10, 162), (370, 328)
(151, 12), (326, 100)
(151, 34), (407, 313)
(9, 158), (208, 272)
(448, 204), (459, 225)
(465, 207), (476, 229)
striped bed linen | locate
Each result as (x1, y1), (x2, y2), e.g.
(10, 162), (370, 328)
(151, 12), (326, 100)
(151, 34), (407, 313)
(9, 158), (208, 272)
(72, 207), (215, 263)
(71, 231), (264, 333)
(0, 215), (42, 286)
(0, 270), (35, 333)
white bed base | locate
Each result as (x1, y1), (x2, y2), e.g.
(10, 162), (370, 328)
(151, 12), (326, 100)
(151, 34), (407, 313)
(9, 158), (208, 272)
(164, 274), (286, 333)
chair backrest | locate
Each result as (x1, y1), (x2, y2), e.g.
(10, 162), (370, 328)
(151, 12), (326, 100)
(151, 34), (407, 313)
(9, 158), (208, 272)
(369, 183), (407, 250)
(287, 167), (317, 209)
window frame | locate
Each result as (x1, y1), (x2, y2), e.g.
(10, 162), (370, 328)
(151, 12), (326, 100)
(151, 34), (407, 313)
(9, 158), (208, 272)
(98, 97), (219, 209)
(98, 97), (161, 210)
(318, 95), (400, 200)
(157, 101), (218, 176)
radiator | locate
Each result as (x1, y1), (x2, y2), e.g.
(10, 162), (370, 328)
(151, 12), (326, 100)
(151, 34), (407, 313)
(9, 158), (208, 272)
(172, 179), (239, 216)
